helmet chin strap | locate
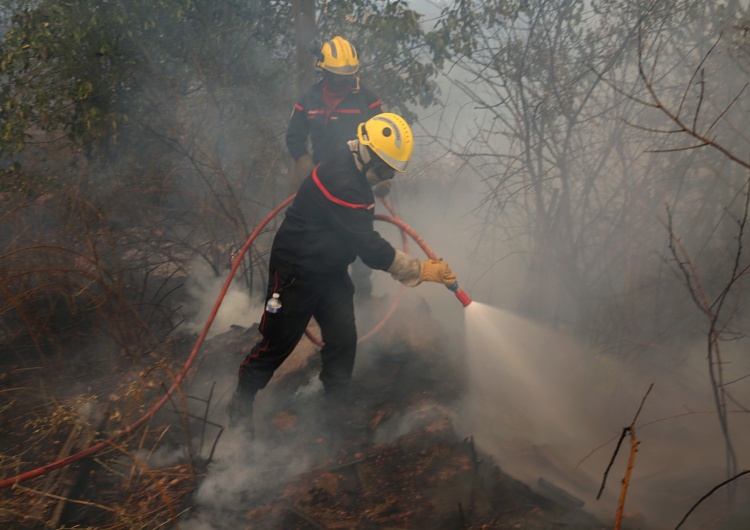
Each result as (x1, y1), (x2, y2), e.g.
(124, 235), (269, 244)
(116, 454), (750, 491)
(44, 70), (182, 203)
(362, 160), (378, 180)
(350, 140), (374, 174)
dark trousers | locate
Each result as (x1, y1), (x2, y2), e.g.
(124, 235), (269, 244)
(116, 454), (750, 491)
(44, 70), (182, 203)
(237, 264), (357, 396)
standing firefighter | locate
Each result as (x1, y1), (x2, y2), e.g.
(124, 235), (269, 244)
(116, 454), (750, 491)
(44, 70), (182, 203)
(229, 113), (457, 435)
(286, 35), (386, 297)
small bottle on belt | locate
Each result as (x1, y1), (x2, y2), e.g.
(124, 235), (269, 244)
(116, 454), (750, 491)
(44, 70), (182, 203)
(265, 293), (282, 313)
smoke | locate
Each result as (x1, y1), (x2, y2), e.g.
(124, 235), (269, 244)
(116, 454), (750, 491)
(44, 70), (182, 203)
(173, 6), (750, 527)
(179, 428), (314, 529)
(188, 430), (315, 515)
(455, 303), (750, 528)
(177, 364), (353, 529)
(182, 260), (262, 339)
(373, 402), (456, 444)
(369, 149), (750, 529)
(169, 154), (750, 529)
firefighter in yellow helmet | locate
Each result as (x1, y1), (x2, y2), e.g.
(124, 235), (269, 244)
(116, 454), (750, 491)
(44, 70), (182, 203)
(286, 36), (388, 297)
(286, 36), (384, 175)
(229, 113), (457, 436)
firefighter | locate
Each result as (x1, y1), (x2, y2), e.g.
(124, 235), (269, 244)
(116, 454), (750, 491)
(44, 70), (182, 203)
(286, 35), (386, 297)
(228, 113), (457, 435)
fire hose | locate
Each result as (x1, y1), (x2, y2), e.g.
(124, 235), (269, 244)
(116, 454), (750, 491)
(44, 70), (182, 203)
(0, 194), (470, 489)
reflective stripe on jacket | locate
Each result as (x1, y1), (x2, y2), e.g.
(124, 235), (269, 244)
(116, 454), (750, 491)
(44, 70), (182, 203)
(285, 81), (383, 164)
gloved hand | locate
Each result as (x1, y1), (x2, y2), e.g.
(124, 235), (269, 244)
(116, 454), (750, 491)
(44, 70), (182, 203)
(387, 248), (421, 286)
(294, 153), (316, 183)
(419, 259), (457, 286)
(372, 179), (392, 198)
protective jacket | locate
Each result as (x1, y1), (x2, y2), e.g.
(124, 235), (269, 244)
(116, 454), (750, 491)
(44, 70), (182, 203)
(286, 81), (383, 164)
(271, 147), (395, 274)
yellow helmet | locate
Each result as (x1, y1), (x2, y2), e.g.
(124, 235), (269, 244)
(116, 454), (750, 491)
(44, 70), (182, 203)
(357, 113), (414, 172)
(316, 36), (359, 76)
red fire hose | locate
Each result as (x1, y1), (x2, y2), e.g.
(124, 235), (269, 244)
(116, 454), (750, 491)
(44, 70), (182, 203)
(375, 213), (472, 307)
(0, 194), (470, 489)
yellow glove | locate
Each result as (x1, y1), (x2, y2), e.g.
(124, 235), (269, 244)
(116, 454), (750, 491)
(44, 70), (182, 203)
(419, 259), (457, 286)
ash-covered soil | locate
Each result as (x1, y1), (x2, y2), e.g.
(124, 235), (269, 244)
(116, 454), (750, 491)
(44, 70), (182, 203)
(179, 293), (612, 530)
(1, 290), (741, 529)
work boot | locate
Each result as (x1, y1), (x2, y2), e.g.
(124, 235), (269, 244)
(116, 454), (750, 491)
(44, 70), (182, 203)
(227, 389), (255, 437)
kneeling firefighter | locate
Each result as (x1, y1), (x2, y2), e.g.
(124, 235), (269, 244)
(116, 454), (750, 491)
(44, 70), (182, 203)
(228, 112), (457, 434)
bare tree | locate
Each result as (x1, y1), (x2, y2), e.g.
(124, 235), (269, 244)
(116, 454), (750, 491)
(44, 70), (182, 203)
(425, 1), (665, 334)
(631, 25), (750, 482)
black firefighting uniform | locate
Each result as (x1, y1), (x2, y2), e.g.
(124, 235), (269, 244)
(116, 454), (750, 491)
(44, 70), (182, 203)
(285, 80), (383, 165)
(237, 148), (396, 396)
(285, 80), (384, 295)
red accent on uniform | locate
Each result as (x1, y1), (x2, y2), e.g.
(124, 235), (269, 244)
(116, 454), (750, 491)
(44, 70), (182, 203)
(242, 270), (280, 367)
(369, 100), (382, 109)
(312, 166), (375, 210)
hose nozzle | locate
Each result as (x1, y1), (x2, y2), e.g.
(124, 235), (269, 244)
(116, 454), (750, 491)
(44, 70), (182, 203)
(447, 281), (472, 307)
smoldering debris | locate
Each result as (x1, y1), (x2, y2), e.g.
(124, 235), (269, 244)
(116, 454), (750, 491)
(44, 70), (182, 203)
(175, 294), (609, 530)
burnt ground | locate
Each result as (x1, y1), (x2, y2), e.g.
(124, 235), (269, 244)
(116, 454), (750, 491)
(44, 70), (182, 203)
(174, 293), (613, 530)
(0, 292), (629, 529)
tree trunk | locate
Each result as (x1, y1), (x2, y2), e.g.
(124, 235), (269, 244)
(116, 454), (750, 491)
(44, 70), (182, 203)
(290, 0), (316, 191)
(292, 0), (316, 97)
